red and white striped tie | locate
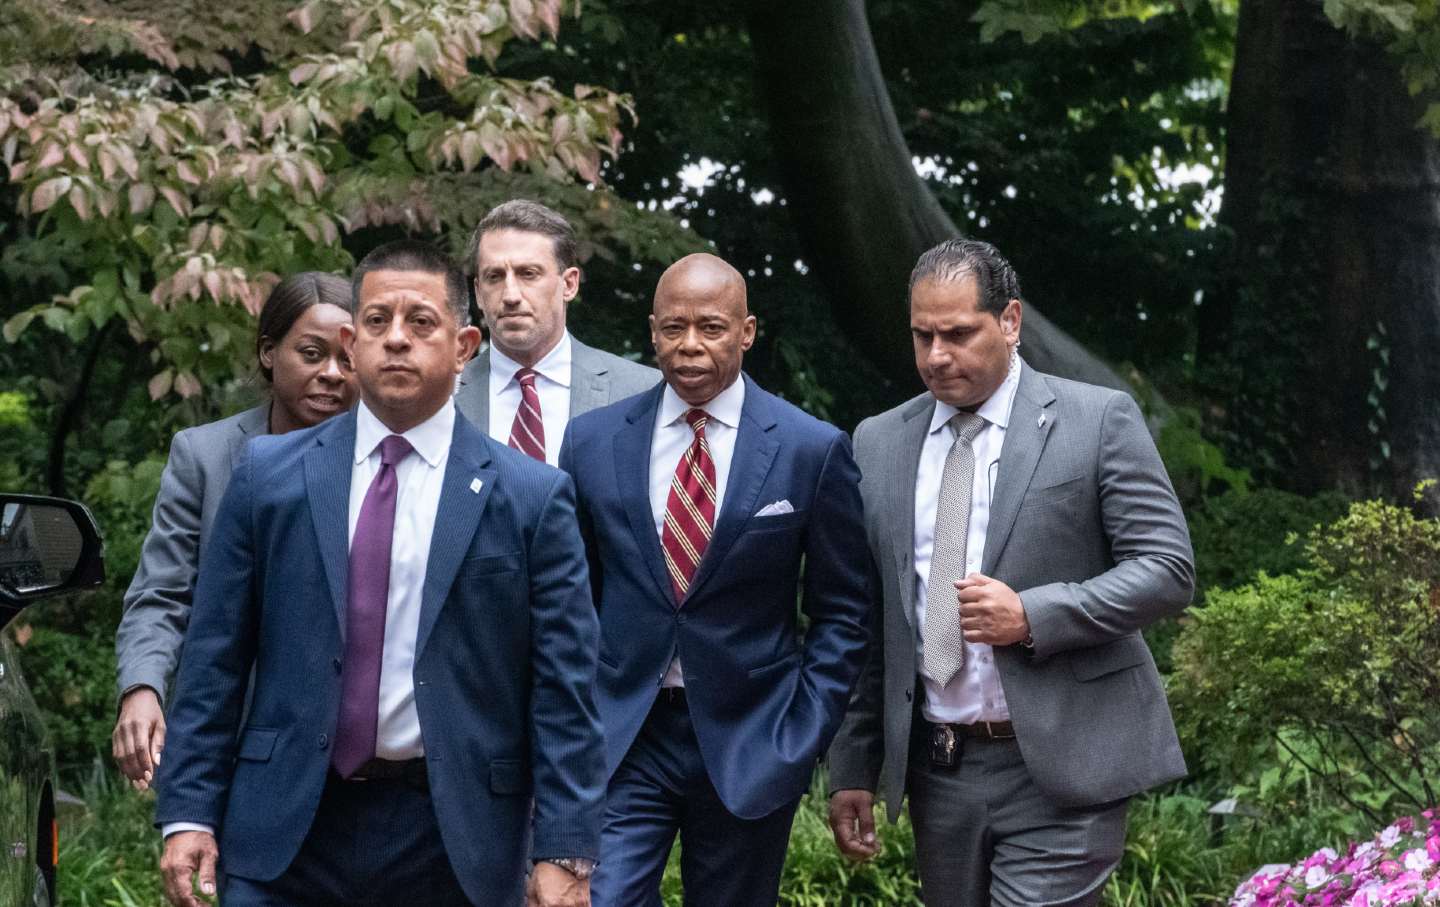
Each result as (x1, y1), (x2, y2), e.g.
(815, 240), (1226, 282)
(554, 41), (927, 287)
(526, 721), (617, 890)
(507, 367), (546, 461)
(661, 408), (717, 604)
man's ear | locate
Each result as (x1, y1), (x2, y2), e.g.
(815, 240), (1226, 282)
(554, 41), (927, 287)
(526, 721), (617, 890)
(339, 321), (356, 358)
(455, 324), (482, 370)
(1000, 298), (1023, 342)
(561, 266), (581, 302)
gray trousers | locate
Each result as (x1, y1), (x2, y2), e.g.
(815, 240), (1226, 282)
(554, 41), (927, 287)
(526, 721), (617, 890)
(906, 735), (1127, 907)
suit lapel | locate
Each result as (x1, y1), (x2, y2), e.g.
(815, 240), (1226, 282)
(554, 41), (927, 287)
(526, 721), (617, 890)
(684, 376), (779, 604)
(892, 395), (935, 631)
(226, 404), (269, 473)
(304, 412), (357, 636)
(613, 385), (677, 607)
(981, 365), (1057, 574)
(416, 416), (497, 657)
(568, 339), (610, 417)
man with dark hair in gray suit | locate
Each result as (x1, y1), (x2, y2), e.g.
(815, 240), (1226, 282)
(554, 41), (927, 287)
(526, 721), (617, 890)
(455, 200), (658, 459)
(825, 238), (1195, 906)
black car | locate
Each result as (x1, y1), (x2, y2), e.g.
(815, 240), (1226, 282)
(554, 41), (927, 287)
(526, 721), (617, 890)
(0, 494), (104, 907)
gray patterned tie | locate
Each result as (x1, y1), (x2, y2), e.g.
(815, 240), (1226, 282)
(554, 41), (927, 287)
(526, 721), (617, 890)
(922, 412), (988, 688)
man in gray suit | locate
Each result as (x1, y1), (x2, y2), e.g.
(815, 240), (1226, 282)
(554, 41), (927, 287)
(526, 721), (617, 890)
(825, 238), (1194, 906)
(455, 200), (658, 459)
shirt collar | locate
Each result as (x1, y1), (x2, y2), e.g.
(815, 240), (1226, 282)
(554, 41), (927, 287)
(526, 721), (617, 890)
(658, 373), (746, 430)
(354, 397), (454, 468)
(490, 331), (573, 390)
(928, 356), (1024, 436)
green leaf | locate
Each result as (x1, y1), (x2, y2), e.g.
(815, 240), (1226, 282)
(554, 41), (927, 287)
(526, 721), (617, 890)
(2, 309), (37, 343)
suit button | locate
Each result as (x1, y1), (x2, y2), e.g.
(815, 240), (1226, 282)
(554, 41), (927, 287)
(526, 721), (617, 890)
(332, 658), (342, 674)
(905, 688), (913, 702)
(318, 734), (329, 750)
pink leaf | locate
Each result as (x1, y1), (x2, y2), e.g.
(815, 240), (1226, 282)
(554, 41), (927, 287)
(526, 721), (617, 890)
(31, 176), (71, 213)
(148, 368), (174, 400)
(68, 184), (91, 220)
(129, 183), (155, 215)
(36, 143), (64, 169)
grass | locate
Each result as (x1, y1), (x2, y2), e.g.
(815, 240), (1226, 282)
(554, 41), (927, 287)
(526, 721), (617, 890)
(53, 765), (1320, 907)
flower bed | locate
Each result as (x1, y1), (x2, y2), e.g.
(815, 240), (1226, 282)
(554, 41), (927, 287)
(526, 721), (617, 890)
(1232, 810), (1440, 906)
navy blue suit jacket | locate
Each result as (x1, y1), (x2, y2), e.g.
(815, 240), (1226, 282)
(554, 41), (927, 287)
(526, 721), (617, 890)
(155, 409), (604, 904)
(558, 375), (871, 820)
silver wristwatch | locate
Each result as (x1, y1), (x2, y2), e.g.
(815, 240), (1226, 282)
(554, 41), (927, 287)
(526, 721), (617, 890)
(541, 857), (597, 880)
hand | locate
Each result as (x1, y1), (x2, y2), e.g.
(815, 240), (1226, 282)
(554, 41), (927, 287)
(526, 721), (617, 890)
(526, 861), (590, 907)
(828, 789), (880, 861)
(113, 686), (165, 790)
(956, 574), (1030, 646)
(160, 830), (219, 907)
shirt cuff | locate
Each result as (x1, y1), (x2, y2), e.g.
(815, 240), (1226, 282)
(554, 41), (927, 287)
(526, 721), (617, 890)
(162, 822), (214, 839)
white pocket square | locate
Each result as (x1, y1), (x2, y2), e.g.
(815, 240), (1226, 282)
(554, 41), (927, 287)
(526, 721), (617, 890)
(755, 499), (795, 517)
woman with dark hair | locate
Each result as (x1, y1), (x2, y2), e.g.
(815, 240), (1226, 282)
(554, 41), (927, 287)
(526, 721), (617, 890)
(112, 271), (357, 788)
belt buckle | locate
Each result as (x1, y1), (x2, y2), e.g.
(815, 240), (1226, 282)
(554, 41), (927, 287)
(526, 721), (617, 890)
(928, 723), (959, 768)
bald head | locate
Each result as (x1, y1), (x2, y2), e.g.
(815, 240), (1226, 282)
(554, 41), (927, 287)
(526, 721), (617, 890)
(650, 253), (756, 406)
(653, 253), (748, 318)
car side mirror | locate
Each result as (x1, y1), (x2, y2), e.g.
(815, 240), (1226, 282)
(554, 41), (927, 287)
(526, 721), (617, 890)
(0, 494), (105, 626)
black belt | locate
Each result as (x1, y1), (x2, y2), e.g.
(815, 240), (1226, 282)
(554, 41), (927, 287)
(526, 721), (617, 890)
(919, 716), (1016, 769)
(926, 719), (1016, 740)
(339, 757), (429, 786)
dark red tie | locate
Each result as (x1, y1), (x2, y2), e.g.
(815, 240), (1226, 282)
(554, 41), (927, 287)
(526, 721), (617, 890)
(661, 409), (716, 603)
(508, 367), (545, 461)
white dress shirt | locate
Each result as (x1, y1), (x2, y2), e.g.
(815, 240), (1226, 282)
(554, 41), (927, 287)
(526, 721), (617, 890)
(349, 397), (452, 759)
(648, 376), (746, 687)
(488, 331), (572, 466)
(914, 357), (1022, 724)
(164, 398), (455, 839)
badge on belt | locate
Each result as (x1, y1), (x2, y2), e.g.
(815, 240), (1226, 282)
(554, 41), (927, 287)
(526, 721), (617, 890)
(929, 723), (959, 768)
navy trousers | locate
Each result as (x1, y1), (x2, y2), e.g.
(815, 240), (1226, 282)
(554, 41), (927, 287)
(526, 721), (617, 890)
(221, 771), (471, 907)
(591, 691), (801, 907)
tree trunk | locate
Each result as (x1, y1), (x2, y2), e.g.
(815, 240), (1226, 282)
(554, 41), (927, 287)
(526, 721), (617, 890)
(743, 0), (1133, 397)
(1213, 0), (1440, 502)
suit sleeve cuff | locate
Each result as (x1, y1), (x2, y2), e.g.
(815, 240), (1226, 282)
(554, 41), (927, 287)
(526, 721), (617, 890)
(162, 822), (214, 839)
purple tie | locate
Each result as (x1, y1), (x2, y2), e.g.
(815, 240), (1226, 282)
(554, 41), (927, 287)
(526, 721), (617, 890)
(332, 433), (412, 778)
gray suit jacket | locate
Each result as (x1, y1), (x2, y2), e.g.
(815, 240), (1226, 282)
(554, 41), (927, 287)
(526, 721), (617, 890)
(454, 335), (659, 432)
(827, 362), (1194, 817)
(114, 404), (269, 706)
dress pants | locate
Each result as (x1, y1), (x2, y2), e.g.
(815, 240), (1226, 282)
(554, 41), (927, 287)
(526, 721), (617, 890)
(221, 770), (472, 907)
(906, 732), (1128, 907)
(590, 691), (801, 907)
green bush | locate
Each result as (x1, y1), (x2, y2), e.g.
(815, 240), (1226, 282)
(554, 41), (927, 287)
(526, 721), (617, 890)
(56, 762), (164, 907)
(1171, 489), (1440, 832)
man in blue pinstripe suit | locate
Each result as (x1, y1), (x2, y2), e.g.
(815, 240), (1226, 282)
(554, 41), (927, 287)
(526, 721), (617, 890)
(154, 241), (604, 907)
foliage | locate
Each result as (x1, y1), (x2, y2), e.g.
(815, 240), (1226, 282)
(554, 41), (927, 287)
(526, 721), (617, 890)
(974, 0), (1440, 138)
(1231, 808), (1440, 906)
(56, 762), (165, 907)
(1187, 487), (1351, 599)
(0, 0), (697, 408)
(1172, 491), (1440, 829)
(1158, 406), (1253, 502)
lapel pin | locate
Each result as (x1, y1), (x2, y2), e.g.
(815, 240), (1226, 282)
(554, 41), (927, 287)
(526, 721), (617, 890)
(470, 477), (483, 494)
(1038, 414), (1047, 429)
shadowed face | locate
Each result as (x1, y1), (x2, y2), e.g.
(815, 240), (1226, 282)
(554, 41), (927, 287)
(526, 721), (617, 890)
(343, 269), (481, 432)
(474, 228), (579, 367)
(649, 256), (756, 407)
(260, 302), (357, 431)
(910, 275), (1021, 410)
